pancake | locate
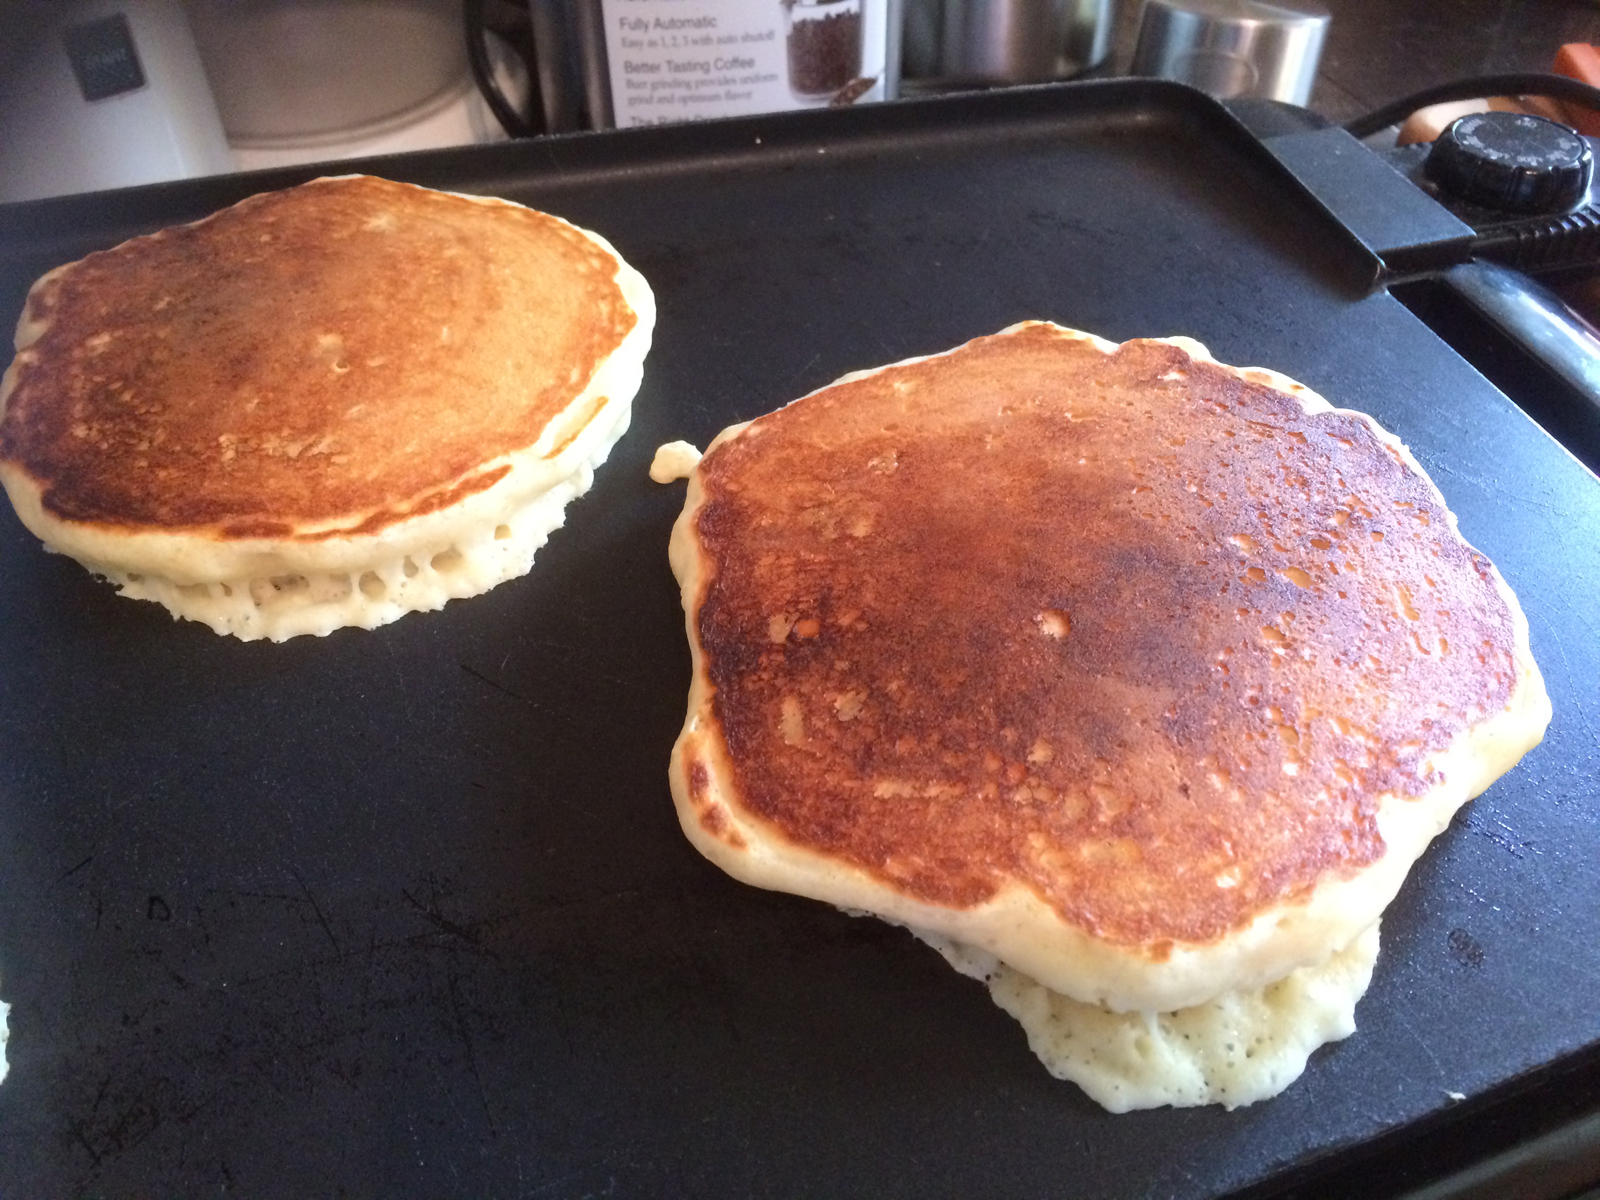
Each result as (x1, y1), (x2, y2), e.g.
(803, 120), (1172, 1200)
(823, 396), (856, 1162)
(919, 920), (1381, 1112)
(0, 174), (654, 640)
(662, 322), (1550, 1105)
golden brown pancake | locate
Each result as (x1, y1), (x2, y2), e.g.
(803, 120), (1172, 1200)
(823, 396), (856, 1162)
(0, 174), (655, 640)
(666, 322), (1549, 1016)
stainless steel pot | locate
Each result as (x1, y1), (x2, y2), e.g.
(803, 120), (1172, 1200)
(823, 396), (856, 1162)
(901, 0), (1114, 87)
(1129, 0), (1328, 106)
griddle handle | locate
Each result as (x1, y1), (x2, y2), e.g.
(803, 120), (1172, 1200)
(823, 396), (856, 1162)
(1443, 259), (1600, 465)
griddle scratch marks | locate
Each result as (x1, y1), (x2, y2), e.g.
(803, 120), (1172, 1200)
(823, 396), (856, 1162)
(1392, 1006), (1448, 1082)
(459, 661), (536, 705)
(291, 867), (342, 958)
(519, 639), (635, 693)
(69, 1076), (113, 1167)
(400, 885), (497, 1132)
(786, 352), (822, 390)
(402, 886), (483, 947)
(446, 962), (497, 1136)
(459, 646), (632, 714)
(1537, 604), (1600, 754)
(383, 635), (417, 730)
(66, 1071), (178, 1172)
(1463, 812), (1537, 860)
(1428, 460), (1568, 520)
(523, 1164), (621, 1197)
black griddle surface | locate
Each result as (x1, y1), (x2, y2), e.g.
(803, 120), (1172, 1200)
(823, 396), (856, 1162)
(0, 81), (1597, 1199)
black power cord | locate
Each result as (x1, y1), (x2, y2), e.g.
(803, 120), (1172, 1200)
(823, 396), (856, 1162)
(1345, 72), (1600, 139)
(464, 0), (540, 139)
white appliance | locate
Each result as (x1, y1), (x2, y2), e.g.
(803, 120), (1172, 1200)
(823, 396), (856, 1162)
(184, 0), (525, 172)
(0, 0), (235, 203)
(0, 0), (528, 204)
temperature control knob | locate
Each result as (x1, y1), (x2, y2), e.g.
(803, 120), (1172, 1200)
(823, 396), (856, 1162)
(1424, 110), (1593, 215)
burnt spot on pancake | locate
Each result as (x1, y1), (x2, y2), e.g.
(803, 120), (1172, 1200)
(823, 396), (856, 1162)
(683, 749), (747, 848)
(0, 176), (636, 536)
(689, 757), (711, 803)
(690, 325), (1518, 951)
(698, 801), (747, 848)
(24, 283), (56, 329)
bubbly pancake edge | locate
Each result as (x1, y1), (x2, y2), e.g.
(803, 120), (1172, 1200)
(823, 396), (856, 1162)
(919, 920), (1381, 1111)
(0, 177), (656, 637)
(667, 322), (1550, 1014)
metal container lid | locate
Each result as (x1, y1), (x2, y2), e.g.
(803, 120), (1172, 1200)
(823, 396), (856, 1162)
(1130, 0), (1330, 106)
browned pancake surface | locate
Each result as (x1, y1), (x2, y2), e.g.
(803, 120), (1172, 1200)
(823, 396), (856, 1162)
(0, 175), (636, 537)
(689, 327), (1517, 951)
